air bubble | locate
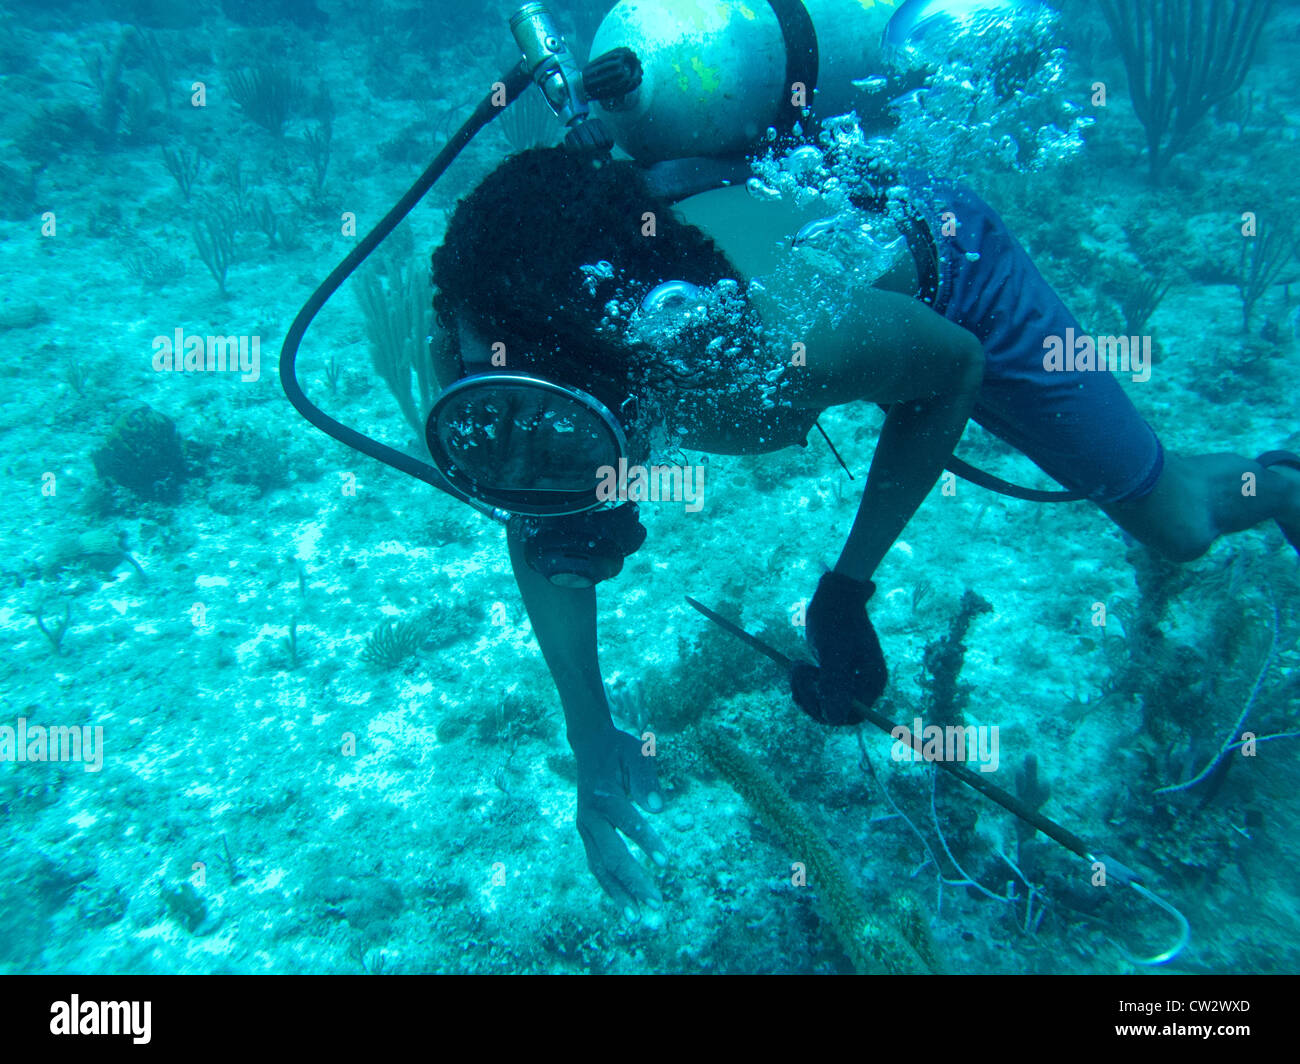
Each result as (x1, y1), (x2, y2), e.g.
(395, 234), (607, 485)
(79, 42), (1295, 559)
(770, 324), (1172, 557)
(784, 145), (823, 174)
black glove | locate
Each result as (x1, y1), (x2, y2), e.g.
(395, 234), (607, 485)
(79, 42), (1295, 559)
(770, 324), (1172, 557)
(791, 571), (888, 725)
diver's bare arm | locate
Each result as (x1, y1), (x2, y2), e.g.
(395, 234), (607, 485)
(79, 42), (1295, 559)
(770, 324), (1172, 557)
(795, 291), (984, 582)
(506, 525), (614, 755)
(507, 524), (666, 916)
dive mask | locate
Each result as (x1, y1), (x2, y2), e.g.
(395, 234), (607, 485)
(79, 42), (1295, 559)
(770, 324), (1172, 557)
(426, 372), (639, 517)
(426, 369), (650, 588)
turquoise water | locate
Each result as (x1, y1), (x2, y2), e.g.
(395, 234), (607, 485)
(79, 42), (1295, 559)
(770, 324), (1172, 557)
(1, 0), (1297, 975)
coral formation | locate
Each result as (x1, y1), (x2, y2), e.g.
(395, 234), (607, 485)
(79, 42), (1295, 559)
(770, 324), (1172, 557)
(91, 405), (187, 502)
(920, 591), (994, 727)
(698, 725), (937, 975)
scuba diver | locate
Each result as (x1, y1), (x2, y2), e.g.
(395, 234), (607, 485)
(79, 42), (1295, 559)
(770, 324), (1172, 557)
(426, 144), (1299, 918)
(282, 1), (1300, 922)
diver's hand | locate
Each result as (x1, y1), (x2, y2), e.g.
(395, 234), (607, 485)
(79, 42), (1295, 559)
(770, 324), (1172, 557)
(572, 727), (666, 921)
(793, 571), (888, 725)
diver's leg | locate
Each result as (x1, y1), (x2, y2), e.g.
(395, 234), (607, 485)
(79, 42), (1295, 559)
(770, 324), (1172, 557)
(1102, 453), (1300, 561)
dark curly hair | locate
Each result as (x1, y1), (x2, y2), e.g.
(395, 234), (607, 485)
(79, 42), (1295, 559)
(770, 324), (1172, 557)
(430, 146), (752, 401)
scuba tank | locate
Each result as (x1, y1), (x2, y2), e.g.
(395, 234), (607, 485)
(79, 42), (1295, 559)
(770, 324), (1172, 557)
(589, 0), (905, 163)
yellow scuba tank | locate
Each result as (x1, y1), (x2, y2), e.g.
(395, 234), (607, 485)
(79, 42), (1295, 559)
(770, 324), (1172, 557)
(589, 0), (905, 163)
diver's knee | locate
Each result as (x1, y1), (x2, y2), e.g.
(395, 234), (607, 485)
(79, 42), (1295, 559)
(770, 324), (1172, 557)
(1108, 507), (1211, 561)
(1106, 472), (1217, 562)
(1140, 526), (1213, 563)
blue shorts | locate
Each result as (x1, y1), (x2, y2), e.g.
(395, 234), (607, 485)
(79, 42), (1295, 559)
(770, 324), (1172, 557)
(902, 175), (1164, 504)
